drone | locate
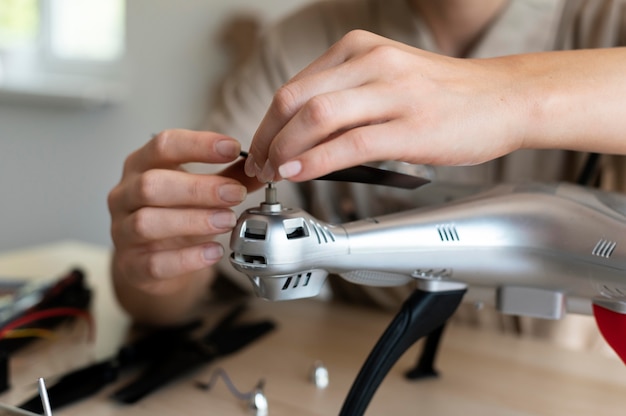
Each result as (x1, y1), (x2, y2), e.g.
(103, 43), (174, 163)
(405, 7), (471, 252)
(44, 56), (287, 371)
(229, 156), (626, 415)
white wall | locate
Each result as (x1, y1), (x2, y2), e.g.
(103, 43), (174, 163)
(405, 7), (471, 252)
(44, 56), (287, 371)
(0, 0), (312, 252)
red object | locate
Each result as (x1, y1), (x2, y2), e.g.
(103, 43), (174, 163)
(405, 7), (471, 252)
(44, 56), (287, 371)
(593, 303), (626, 364)
(0, 307), (94, 342)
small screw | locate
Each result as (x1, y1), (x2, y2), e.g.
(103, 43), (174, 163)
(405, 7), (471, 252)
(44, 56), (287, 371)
(309, 361), (329, 389)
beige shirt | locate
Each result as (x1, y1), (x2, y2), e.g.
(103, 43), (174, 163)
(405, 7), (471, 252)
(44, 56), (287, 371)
(206, 0), (626, 349)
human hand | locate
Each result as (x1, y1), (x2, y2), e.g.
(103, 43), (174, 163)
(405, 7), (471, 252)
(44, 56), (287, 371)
(245, 29), (527, 183)
(108, 129), (260, 297)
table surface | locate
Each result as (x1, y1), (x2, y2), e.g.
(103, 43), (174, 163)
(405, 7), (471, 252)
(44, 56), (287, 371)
(0, 241), (625, 416)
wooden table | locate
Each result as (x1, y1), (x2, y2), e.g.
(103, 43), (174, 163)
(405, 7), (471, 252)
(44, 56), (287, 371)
(0, 241), (624, 415)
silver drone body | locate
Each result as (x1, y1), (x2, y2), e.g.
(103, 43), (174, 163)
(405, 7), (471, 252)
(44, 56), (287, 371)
(229, 182), (626, 320)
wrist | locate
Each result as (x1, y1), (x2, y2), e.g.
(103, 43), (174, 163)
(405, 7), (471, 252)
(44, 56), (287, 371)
(518, 52), (570, 151)
(515, 49), (626, 154)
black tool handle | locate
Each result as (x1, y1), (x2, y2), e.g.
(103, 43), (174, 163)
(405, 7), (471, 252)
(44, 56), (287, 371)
(339, 288), (466, 416)
(111, 340), (211, 404)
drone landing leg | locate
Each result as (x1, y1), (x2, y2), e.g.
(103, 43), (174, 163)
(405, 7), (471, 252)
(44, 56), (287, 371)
(404, 322), (447, 380)
(339, 288), (466, 416)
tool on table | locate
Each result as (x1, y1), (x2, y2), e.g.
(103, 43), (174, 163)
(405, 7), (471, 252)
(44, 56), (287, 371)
(111, 303), (275, 404)
(19, 303), (274, 412)
(18, 320), (201, 413)
(37, 378), (52, 416)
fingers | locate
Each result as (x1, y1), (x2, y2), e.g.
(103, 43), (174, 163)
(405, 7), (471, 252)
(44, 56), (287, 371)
(278, 121), (412, 182)
(250, 76), (409, 182)
(109, 129), (254, 301)
(247, 31), (415, 182)
(125, 129), (241, 174)
(246, 31), (371, 178)
(110, 169), (247, 214)
(271, 82), (402, 177)
(116, 242), (225, 283)
(248, 73), (374, 180)
(112, 207), (237, 246)
(246, 68), (368, 180)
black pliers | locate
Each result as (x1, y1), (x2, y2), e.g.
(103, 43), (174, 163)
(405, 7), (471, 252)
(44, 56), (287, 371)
(19, 303), (275, 412)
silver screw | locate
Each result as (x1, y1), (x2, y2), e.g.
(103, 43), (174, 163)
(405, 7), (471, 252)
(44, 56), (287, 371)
(309, 361), (329, 389)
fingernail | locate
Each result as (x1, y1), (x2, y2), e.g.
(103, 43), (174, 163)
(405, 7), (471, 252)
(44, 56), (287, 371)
(211, 211), (236, 229)
(215, 139), (240, 158)
(219, 184), (247, 203)
(244, 153), (256, 177)
(203, 244), (224, 262)
(279, 160), (302, 178)
(254, 161), (263, 177)
(259, 160), (275, 183)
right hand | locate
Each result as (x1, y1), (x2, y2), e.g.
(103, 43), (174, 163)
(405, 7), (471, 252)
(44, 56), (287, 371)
(245, 30), (527, 184)
(108, 129), (259, 297)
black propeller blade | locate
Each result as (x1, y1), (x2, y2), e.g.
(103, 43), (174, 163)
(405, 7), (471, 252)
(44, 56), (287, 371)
(239, 151), (430, 190)
(317, 164), (429, 189)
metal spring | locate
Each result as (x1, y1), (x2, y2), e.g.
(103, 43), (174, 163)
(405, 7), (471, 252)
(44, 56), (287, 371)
(195, 367), (265, 401)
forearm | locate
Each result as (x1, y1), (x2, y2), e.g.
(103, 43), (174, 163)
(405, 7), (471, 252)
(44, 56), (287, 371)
(111, 256), (215, 326)
(516, 47), (626, 155)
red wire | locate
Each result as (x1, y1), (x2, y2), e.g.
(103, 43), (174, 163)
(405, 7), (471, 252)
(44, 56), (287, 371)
(0, 307), (94, 342)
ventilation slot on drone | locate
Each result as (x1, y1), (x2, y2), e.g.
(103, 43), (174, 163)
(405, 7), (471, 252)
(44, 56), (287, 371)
(281, 272), (313, 290)
(243, 220), (268, 240)
(601, 284), (626, 298)
(308, 220), (336, 244)
(287, 227), (306, 239)
(592, 239), (617, 258)
(283, 218), (309, 240)
(437, 224), (460, 242)
(241, 255), (266, 265)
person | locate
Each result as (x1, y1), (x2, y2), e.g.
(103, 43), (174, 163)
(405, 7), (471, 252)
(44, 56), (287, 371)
(108, 0), (626, 347)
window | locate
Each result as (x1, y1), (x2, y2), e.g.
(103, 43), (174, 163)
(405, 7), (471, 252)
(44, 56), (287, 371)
(0, 0), (126, 107)
(0, 0), (39, 52)
(46, 0), (124, 62)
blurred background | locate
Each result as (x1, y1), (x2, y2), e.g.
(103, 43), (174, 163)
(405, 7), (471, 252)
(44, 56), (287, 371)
(0, 0), (312, 251)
